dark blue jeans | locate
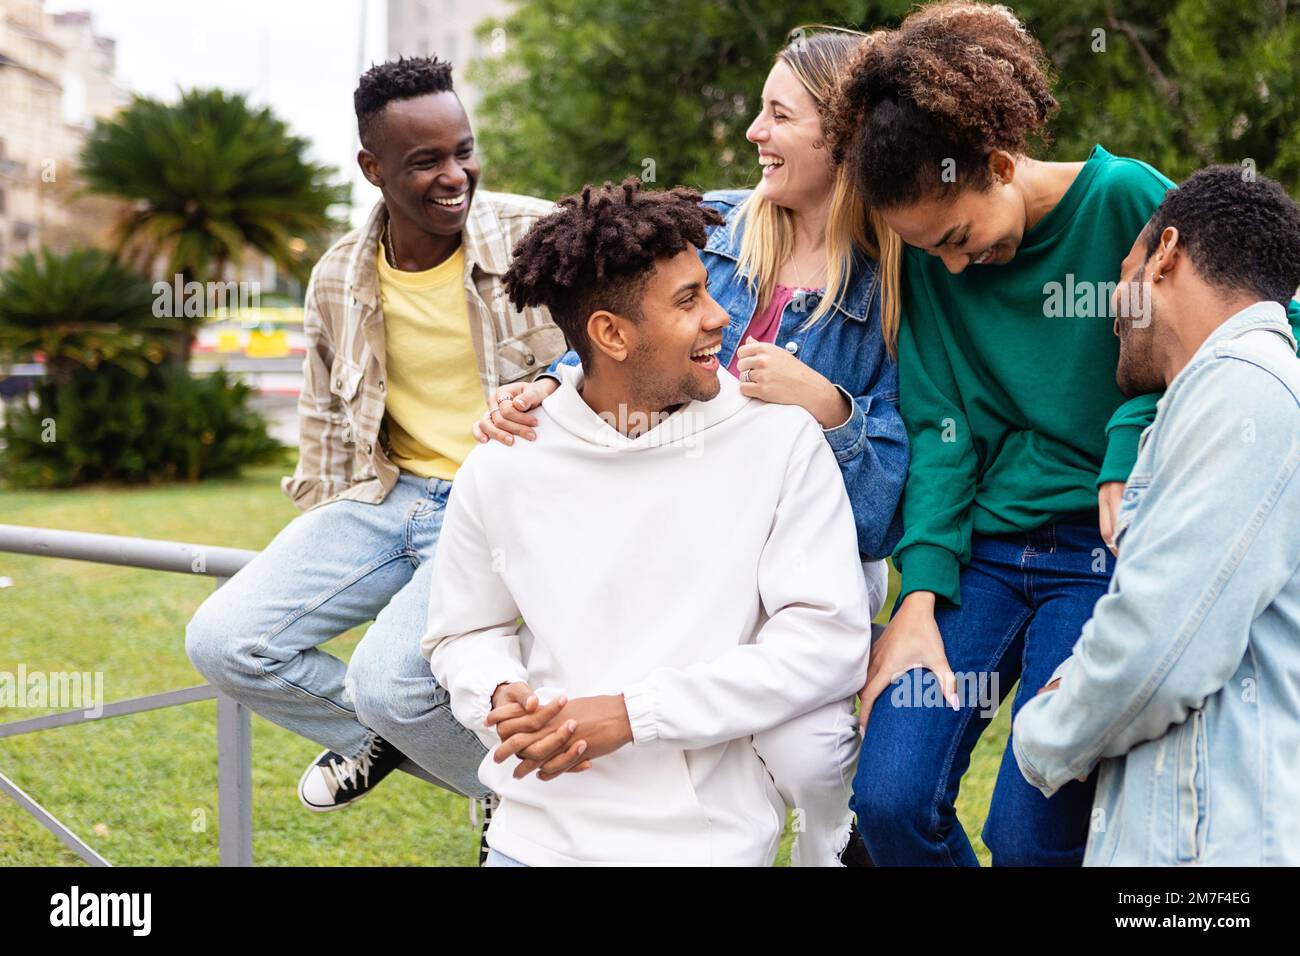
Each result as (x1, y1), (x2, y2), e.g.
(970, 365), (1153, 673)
(851, 520), (1108, 866)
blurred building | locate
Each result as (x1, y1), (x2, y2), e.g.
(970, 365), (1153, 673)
(0, 0), (126, 267)
(386, 0), (510, 126)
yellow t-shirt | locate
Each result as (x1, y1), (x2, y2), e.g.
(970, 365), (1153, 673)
(376, 242), (483, 481)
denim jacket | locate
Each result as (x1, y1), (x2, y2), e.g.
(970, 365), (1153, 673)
(1012, 301), (1300, 865)
(549, 189), (908, 560)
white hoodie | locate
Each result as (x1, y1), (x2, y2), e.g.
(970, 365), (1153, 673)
(422, 364), (873, 866)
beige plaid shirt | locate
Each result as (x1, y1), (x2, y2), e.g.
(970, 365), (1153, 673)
(282, 193), (566, 511)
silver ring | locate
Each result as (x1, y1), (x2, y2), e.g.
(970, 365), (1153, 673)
(741, 369), (752, 383)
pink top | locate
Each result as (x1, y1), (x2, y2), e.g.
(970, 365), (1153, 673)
(726, 284), (817, 378)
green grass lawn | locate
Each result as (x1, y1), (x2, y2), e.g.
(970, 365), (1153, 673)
(0, 459), (1008, 866)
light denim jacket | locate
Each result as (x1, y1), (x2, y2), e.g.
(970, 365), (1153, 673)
(550, 188), (908, 560)
(1012, 301), (1300, 866)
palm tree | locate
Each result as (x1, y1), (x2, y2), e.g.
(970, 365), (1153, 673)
(0, 248), (172, 385)
(79, 88), (349, 359)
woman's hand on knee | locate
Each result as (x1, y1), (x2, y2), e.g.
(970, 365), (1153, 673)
(858, 591), (958, 733)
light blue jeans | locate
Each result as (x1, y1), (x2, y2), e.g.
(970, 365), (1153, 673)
(484, 848), (529, 867)
(185, 473), (490, 799)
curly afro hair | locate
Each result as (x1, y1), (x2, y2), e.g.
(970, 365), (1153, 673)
(825, 1), (1058, 210)
(354, 56), (455, 150)
(1144, 165), (1300, 307)
(503, 177), (724, 369)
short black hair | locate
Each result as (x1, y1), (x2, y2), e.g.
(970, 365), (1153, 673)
(503, 177), (724, 369)
(1144, 165), (1300, 307)
(354, 56), (455, 150)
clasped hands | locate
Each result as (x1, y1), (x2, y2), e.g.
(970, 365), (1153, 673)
(486, 682), (634, 781)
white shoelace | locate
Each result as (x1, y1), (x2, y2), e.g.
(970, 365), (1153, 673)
(328, 738), (382, 792)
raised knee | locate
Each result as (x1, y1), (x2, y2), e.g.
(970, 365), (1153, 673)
(185, 594), (249, 686)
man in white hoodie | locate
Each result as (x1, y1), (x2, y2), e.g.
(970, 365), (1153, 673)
(421, 178), (874, 866)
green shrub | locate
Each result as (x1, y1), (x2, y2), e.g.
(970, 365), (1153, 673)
(1, 365), (282, 488)
(0, 248), (173, 380)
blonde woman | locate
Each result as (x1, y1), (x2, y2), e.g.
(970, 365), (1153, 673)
(473, 28), (909, 866)
(482, 27), (907, 559)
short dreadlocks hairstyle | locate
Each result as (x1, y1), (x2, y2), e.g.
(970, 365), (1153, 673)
(354, 56), (455, 150)
(1143, 166), (1300, 307)
(503, 177), (724, 369)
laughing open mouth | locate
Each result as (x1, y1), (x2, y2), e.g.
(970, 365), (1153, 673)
(429, 192), (467, 208)
(690, 342), (722, 370)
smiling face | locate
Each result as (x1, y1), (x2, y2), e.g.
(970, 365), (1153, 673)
(602, 247), (731, 408)
(880, 153), (1027, 274)
(745, 59), (835, 212)
(358, 90), (479, 237)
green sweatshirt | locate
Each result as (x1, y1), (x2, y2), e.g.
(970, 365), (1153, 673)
(895, 144), (1300, 605)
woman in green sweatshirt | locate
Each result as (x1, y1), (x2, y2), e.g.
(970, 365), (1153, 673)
(828, 1), (1298, 866)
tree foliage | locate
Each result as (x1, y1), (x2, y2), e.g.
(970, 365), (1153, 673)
(471, 0), (1300, 198)
(1, 365), (282, 488)
(0, 249), (172, 384)
(80, 88), (350, 289)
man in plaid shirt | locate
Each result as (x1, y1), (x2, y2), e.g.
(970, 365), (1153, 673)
(185, 57), (565, 824)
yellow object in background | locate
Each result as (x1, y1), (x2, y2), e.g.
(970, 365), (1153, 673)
(247, 329), (289, 358)
(216, 331), (242, 353)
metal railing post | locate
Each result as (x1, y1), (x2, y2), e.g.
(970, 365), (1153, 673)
(0, 523), (466, 867)
(216, 692), (253, 867)
(211, 575), (253, 867)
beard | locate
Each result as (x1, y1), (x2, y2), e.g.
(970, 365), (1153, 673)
(1115, 300), (1165, 397)
(627, 340), (722, 411)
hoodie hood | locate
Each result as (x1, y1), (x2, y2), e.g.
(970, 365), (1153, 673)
(542, 361), (751, 452)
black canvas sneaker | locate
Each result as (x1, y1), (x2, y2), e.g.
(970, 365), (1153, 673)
(298, 736), (407, 812)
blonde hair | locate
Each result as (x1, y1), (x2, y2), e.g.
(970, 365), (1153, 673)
(731, 26), (902, 354)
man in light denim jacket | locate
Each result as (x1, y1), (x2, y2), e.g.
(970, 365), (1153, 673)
(1013, 166), (1300, 866)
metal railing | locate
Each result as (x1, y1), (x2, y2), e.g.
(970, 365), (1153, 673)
(0, 523), (449, 866)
